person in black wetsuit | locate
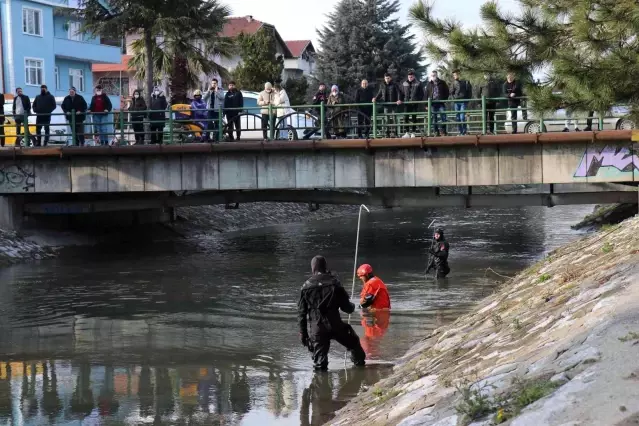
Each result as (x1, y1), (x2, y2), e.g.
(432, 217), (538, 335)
(426, 228), (450, 279)
(298, 255), (366, 371)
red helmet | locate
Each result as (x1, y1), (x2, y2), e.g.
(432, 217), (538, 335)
(357, 264), (373, 277)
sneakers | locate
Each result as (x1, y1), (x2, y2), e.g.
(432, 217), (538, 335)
(562, 127), (569, 132)
(402, 133), (410, 138)
(410, 133), (416, 138)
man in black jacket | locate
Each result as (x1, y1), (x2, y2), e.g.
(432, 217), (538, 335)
(479, 73), (501, 134)
(312, 83), (329, 136)
(88, 85), (113, 146)
(503, 72), (523, 134)
(401, 70), (424, 137)
(374, 73), (403, 137)
(450, 70), (472, 135)
(224, 81), (244, 141)
(298, 255), (366, 371)
(61, 87), (88, 146)
(425, 71), (450, 136)
(426, 228), (450, 279)
(149, 87), (167, 144)
(12, 88), (31, 146)
(32, 84), (56, 146)
(354, 79), (375, 138)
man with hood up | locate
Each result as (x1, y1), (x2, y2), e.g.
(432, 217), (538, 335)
(426, 228), (450, 278)
(149, 87), (167, 144)
(298, 255), (366, 371)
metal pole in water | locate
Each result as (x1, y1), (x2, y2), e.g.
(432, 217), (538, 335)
(345, 204), (370, 368)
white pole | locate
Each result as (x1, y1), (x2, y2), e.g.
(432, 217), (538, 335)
(345, 204), (370, 368)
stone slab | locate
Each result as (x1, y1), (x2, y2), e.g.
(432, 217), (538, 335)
(375, 149), (415, 187)
(498, 145), (543, 185)
(415, 147), (457, 186)
(542, 143), (587, 184)
(295, 152), (335, 188)
(456, 146), (499, 186)
(107, 157), (145, 192)
(145, 156), (183, 191)
(219, 154), (257, 190)
(335, 151), (374, 188)
(0, 161), (35, 193)
(70, 158), (109, 193)
(257, 153), (296, 189)
(181, 154), (219, 190)
(34, 158), (71, 193)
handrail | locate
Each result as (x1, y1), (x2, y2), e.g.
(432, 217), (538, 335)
(0, 95), (624, 147)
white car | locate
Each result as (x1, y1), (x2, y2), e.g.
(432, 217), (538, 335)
(222, 91), (319, 141)
(504, 101), (635, 133)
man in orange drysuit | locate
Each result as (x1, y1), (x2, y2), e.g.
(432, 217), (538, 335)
(356, 264), (391, 310)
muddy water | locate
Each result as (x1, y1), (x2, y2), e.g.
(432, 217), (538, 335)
(0, 206), (592, 425)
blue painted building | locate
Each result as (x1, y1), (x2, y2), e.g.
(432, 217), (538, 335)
(0, 0), (121, 108)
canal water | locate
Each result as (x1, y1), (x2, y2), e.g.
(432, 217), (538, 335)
(0, 205), (592, 426)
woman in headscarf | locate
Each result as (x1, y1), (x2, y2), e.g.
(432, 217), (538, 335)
(190, 90), (208, 140)
(327, 85), (347, 138)
(274, 83), (295, 140)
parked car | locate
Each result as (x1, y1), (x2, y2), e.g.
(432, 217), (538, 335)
(505, 101), (635, 133)
(223, 91), (318, 141)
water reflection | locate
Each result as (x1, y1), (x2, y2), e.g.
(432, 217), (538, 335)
(0, 206), (593, 425)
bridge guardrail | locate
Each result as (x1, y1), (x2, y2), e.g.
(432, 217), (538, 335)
(0, 96), (614, 147)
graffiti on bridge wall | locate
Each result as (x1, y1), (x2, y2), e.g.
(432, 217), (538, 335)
(0, 164), (35, 192)
(574, 145), (639, 178)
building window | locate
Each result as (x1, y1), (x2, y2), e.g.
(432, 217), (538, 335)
(68, 21), (82, 41)
(54, 67), (59, 90)
(97, 77), (129, 97)
(25, 58), (44, 86)
(22, 8), (43, 36)
(69, 68), (84, 92)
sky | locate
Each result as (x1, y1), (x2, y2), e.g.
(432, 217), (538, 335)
(229, 0), (522, 49)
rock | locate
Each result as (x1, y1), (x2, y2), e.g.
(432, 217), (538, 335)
(550, 372), (570, 384)
(396, 406), (435, 426)
(557, 346), (601, 370)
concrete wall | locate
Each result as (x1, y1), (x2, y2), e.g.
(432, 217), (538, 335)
(0, 142), (637, 194)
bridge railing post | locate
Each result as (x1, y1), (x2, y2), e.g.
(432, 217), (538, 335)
(481, 96), (487, 135)
(372, 101), (377, 139)
(218, 105), (223, 142)
(268, 103), (274, 140)
(71, 109), (76, 147)
(426, 98), (432, 137)
(23, 110), (29, 146)
(320, 102), (325, 139)
(119, 110), (125, 145)
(168, 109), (174, 145)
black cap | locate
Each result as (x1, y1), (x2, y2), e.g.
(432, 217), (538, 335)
(40, 84), (47, 89)
(407, 69), (415, 76)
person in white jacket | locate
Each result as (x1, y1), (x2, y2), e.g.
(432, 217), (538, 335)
(274, 83), (294, 140)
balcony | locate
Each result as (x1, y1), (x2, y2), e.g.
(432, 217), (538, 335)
(53, 37), (121, 64)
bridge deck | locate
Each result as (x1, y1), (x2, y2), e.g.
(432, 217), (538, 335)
(0, 130), (634, 157)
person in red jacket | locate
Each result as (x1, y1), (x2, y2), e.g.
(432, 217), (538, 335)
(357, 264), (391, 310)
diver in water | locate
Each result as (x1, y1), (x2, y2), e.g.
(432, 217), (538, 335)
(298, 255), (366, 371)
(426, 228), (450, 279)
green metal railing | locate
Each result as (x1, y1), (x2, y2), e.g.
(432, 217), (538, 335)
(0, 96), (615, 147)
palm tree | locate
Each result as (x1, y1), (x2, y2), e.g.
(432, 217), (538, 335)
(129, 1), (235, 103)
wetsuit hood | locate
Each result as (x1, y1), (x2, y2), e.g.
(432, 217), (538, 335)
(435, 228), (445, 241)
(311, 255), (328, 274)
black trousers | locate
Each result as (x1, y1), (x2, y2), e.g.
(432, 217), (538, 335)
(67, 121), (84, 146)
(508, 103), (520, 133)
(311, 324), (366, 371)
(404, 104), (419, 133)
(226, 114), (241, 141)
(150, 123), (164, 144)
(435, 262), (451, 279)
(357, 108), (372, 138)
(131, 117), (145, 143)
(485, 101), (496, 133)
(15, 118), (24, 144)
(0, 115), (4, 147)
(261, 114), (274, 140)
(207, 109), (219, 141)
(35, 117), (51, 146)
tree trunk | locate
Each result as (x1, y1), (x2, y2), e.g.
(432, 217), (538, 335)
(170, 54), (188, 104)
(144, 28), (154, 98)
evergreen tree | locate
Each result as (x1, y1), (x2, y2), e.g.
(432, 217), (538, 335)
(284, 77), (309, 106)
(409, 0), (639, 116)
(316, 0), (424, 96)
(233, 28), (285, 91)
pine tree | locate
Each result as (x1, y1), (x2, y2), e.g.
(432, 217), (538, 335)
(284, 77), (309, 106)
(232, 28), (285, 91)
(316, 0), (424, 96)
(409, 0), (639, 116)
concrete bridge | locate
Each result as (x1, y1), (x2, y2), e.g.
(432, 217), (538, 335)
(1, 131), (637, 229)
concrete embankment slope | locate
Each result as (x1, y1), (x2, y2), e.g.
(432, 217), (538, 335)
(331, 217), (639, 426)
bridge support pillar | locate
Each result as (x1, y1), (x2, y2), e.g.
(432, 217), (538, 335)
(0, 196), (24, 231)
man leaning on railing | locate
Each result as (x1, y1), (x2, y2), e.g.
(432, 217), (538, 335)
(62, 87), (87, 147)
(13, 88), (31, 146)
(425, 71), (449, 137)
(33, 85), (56, 147)
(374, 73), (403, 138)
